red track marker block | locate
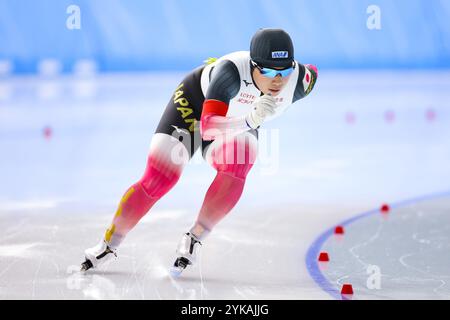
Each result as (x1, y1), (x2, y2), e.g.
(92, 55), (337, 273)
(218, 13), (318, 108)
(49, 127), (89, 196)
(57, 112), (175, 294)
(43, 126), (52, 140)
(384, 110), (395, 123)
(345, 112), (356, 124)
(426, 108), (436, 122)
(341, 284), (354, 295)
(318, 252), (329, 262)
(380, 203), (390, 213)
(335, 226), (345, 235)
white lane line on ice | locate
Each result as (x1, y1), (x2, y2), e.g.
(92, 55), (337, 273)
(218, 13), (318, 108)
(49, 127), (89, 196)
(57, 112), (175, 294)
(348, 221), (383, 269)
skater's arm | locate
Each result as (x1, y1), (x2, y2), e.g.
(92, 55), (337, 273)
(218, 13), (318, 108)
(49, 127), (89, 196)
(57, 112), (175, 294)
(200, 60), (250, 141)
(292, 63), (318, 103)
(200, 103), (253, 140)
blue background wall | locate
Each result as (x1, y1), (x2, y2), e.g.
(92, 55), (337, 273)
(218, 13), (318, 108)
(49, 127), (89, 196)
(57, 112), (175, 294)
(1, 0), (449, 73)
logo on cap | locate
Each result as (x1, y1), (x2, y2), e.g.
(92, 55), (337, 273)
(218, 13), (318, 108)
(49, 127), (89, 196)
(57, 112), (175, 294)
(271, 51), (288, 59)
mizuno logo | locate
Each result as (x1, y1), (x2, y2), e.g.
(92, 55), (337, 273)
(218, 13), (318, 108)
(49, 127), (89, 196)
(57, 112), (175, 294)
(243, 80), (252, 87)
(272, 51), (288, 58)
(171, 125), (188, 134)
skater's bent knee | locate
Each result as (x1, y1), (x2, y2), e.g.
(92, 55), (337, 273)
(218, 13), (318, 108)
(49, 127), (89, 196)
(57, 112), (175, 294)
(206, 133), (257, 179)
(215, 162), (254, 180)
(139, 153), (183, 198)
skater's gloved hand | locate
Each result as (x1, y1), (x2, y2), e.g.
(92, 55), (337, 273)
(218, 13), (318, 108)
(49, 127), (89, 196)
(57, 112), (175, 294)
(245, 94), (277, 129)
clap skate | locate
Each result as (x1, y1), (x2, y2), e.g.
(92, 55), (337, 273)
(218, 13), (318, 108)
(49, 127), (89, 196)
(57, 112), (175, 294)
(170, 232), (202, 277)
(80, 240), (117, 271)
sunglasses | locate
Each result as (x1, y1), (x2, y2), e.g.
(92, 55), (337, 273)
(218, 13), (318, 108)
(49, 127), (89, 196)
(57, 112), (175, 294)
(251, 60), (295, 78)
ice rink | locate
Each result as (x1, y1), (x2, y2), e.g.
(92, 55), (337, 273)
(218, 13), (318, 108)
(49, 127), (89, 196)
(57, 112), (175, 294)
(1, 70), (449, 299)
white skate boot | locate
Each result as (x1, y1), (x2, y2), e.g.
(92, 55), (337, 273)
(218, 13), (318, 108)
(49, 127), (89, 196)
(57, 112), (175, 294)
(170, 232), (202, 277)
(81, 240), (117, 271)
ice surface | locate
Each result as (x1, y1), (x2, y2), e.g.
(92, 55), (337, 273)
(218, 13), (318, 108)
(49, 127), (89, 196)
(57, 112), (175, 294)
(1, 70), (449, 299)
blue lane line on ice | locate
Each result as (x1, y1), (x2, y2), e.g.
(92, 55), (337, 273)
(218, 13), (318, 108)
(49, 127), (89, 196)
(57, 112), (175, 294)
(305, 189), (450, 300)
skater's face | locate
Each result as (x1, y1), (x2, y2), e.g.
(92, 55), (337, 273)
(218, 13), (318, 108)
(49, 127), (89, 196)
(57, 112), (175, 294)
(252, 63), (292, 96)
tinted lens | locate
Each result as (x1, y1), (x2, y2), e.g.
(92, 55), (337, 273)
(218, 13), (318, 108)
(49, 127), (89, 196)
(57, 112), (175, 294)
(260, 67), (293, 78)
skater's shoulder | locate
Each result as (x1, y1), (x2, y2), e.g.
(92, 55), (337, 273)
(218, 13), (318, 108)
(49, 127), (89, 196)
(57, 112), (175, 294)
(292, 62), (318, 102)
(205, 60), (241, 102)
(210, 51), (250, 72)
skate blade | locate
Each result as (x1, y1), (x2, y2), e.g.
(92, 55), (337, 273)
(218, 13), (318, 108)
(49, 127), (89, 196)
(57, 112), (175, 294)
(80, 259), (93, 272)
(169, 265), (185, 278)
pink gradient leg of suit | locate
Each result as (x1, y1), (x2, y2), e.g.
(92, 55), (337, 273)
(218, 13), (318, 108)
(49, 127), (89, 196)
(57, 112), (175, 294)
(190, 131), (258, 240)
(104, 130), (257, 248)
(104, 133), (188, 248)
